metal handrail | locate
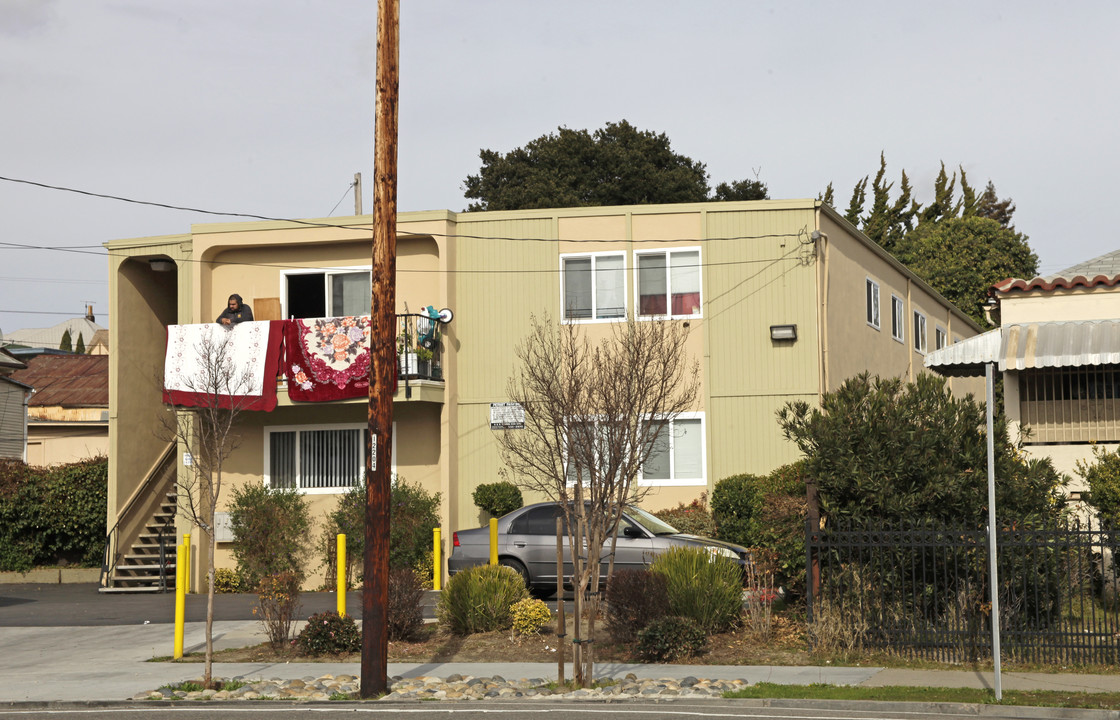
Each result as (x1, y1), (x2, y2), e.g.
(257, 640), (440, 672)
(99, 442), (176, 589)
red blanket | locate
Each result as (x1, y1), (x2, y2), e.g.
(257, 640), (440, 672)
(284, 316), (372, 402)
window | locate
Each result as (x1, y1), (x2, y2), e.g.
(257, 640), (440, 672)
(561, 253), (625, 321)
(935, 326), (947, 350)
(1020, 366), (1120, 442)
(913, 311), (927, 353)
(866, 279), (880, 329)
(891, 295), (905, 343)
(640, 414), (705, 486)
(265, 424), (366, 492)
(636, 249), (701, 318)
(284, 269), (371, 319)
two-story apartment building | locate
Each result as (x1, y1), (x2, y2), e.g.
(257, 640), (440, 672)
(104, 199), (982, 591)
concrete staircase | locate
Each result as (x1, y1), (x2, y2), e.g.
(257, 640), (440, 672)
(99, 491), (177, 593)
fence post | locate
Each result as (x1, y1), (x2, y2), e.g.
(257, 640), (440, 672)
(337, 533), (347, 617)
(433, 528), (441, 590)
(489, 518), (498, 565)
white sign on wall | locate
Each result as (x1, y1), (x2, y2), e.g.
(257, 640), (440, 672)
(490, 402), (525, 430)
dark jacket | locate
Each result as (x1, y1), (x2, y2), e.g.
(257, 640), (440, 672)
(216, 295), (253, 325)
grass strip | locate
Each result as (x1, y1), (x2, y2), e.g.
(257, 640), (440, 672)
(725, 683), (1120, 709)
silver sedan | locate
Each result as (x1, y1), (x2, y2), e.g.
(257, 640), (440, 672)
(447, 501), (750, 596)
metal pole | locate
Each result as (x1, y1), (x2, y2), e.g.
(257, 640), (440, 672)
(985, 362), (1002, 701)
(337, 534), (347, 617)
(361, 0), (399, 699)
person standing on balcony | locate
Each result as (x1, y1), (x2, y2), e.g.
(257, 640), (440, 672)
(216, 294), (253, 326)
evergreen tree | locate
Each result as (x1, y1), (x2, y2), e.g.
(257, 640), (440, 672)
(862, 153), (893, 248)
(74, 333), (85, 355)
(818, 182), (835, 208)
(977, 180), (1017, 228)
(958, 166), (979, 218)
(920, 162), (957, 225)
(886, 169), (919, 250)
(844, 176), (868, 226)
(712, 177), (769, 201)
(59, 329), (72, 353)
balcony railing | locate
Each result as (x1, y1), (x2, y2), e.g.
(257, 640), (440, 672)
(396, 311), (444, 383)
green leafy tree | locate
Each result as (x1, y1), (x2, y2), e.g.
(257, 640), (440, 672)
(463, 119), (767, 211)
(892, 216), (1038, 326)
(1077, 446), (1120, 531)
(227, 484), (313, 588)
(777, 372), (1066, 526)
(59, 329), (72, 353)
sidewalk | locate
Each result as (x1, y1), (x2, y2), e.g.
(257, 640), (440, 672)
(2, 619), (1120, 703)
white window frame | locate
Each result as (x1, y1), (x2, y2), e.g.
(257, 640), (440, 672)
(637, 412), (706, 487)
(913, 311), (927, 354)
(935, 326), (948, 351)
(559, 251), (627, 323)
(280, 265), (372, 320)
(264, 422), (392, 494)
(891, 295), (905, 343)
(866, 278), (880, 330)
(634, 247), (703, 320)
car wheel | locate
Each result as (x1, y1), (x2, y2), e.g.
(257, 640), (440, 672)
(499, 558), (531, 588)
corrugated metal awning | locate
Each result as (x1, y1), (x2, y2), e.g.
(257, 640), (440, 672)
(924, 320), (1120, 377)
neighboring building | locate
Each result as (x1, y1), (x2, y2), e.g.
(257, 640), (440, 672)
(0, 308), (104, 353)
(9, 354), (109, 466)
(926, 248), (1120, 500)
(87, 329), (109, 355)
(105, 200), (983, 591)
(0, 376), (33, 461)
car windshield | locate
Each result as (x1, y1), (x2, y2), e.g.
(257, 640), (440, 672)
(626, 505), (680, 536)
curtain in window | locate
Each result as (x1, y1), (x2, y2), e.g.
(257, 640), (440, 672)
(670, 251), (700, 316)
(673, 419), (702, 480)
(269, 431), (297, 488)
(595, 255), (625, 318)
(642, 422), (671, 480)
(638, 254), (667, 315)
(331, 272), (371, 317)
(563, 257), (592, 319)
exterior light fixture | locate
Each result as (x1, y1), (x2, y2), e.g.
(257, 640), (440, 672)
(149, 259), (175, 272)
(770, 324), (797, 341)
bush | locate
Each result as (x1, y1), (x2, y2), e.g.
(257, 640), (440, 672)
(652, 492), (716, 537)
(254, 571), (302, 648)
(605, 569), (670, 643)
(650, 546), (742, 633)
(438, 564), (528, 635)
(324, 476), (441, 582)
(0, 457), (107, 572)
(228, 484), (312, 588)
(510, 597), (552, 636)
(635, 616), (707, 662)
(711, 473), (765, 549)
(296, 611), (361, 655)
(472, 481), (523, 519)
(212, 568), (245, 593)
(387, 568), (426, 641)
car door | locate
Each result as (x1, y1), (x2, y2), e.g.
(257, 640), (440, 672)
(603, 513), (655, 578)
(507, 504), (570, 586)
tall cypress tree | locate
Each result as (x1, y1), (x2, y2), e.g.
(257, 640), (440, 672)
(862, 153), (893, 248)
(74, 333), (85, 355)
(59, 329), (72, 353)
(844, 177), (868, 227)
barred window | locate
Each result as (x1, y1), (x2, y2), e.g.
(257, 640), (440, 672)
(266, 425), (367, 492)
(1019, 366), (1120, 443)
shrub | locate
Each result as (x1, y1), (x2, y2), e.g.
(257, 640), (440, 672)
(228, 484), (312, 588)
(472, 481), (523, 519)
(653, 492), (716, 537)
(0, 457), (107, 572)
(387, 568), (426, 641)
(324, 476), (441, 582)
(650, 546), (742, 633)
(438, 564), (528, 635)
(254, 572), (302, 648)
(604, 569), (669, 643)
(710, 473), (765, 549)
(635, 616), (707, 662)
(510, 597), (552, 636)
(296, 611), (361, 655)
(212, 568), (245, 593)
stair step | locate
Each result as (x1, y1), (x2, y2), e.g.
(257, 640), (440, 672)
(99, 586), (170, 594)
(117, 563), (175, 572)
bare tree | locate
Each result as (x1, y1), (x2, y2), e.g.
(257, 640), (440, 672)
(162, 325), (255, 688)
(496, 314), (700, 686)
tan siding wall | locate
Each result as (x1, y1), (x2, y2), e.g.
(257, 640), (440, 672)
(703, 208), (820, 482)
(0, 382), (27, 460)
(1000, 287), (1120, 324)
(26, 427), (108, 466)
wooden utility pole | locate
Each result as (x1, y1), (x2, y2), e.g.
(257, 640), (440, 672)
(354, 172), (363, 215)
(361, 0), (398, 699)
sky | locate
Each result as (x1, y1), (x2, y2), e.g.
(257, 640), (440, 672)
(2, 0), (1118, 340)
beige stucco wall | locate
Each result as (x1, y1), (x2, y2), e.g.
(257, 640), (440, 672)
(1000, 287), (1120, 325)
(26, 425), (108, 466)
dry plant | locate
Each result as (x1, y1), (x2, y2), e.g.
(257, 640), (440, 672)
(495, 313), (699, 687)
(744, 548), (779, 640)
(161, 325), (256, 688)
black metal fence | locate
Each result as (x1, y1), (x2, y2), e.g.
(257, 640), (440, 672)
(805, 517), (1120, 665)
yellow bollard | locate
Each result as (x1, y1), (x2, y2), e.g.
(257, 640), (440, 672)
(173, 542), (186, 659)
(336, 533), (347, 617)
(432, 528), (441, 591)
(489, 518), (498, 566)
(183, 532), (191, 594)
